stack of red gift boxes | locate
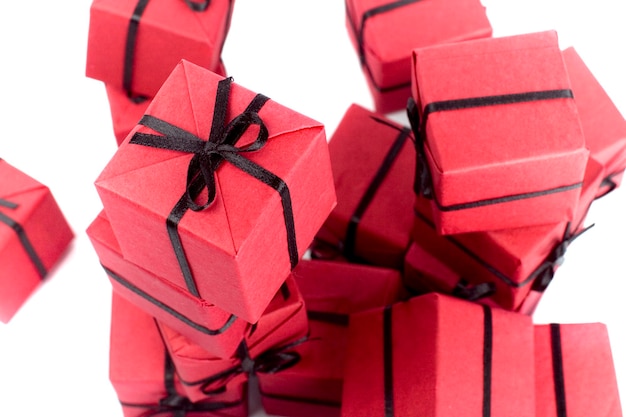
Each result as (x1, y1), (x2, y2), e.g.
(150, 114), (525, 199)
(81, 1), (626, 416)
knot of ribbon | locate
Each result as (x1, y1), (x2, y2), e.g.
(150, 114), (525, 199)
(183, 0), (211, 12)
(130, 76), (298, 298)
(0, 198), (47, 279)
(406, 97), (434, 199)
(531, 222), (594, 292)
(186, 338), (305, 396)
(452, 279), (496, 302)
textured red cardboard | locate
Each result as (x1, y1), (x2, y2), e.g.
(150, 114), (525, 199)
(563, 47), (626, 198)
(87, 210), (248, 359)
(410, 31), (588, 234)
(342, 293), (535, 417)
(86, 0), (234, 98)
(345, 0), (491, 113)
(315, 104), (414, 269)
(95, 60), (336, 323)
(0, 160), (74, 323)
(109, 293), (248, 417)
(534, 323), (623, 417)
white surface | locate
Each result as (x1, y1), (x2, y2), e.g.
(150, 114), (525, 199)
(0, 1), (624, 415)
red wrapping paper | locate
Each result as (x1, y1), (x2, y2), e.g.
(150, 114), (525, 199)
(105, 61), (228, 147)
(95, 60), (336, 323)
(409, 156), (604, 312)
(110, 293), (248, 417)
(315, 103), (415, 269)
(410, 30), (588, 234)
(0, 160), (74, 323)
(345, 0), (491, 114)
(534, 323), (623, 417)
(563, 47), (626, 198)
(87, 210), (248, 359)
(342, 293), (535, 417)
(158, 275), (308, 403)
(258, 260), (407, 417)
(86, 0), (234, 98)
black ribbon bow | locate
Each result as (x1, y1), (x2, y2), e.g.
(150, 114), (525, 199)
(0, 198), (47, 279)
(130, 76), (298, 298)
(531, 222), (594, 292)
(183, 338), (305, 396)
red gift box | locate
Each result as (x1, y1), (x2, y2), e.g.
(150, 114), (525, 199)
(0, 159), (74, 323)
(87, 210), (250, 359)
(409, 156), (604, 312)
(534, 323), (623, 417)
(86, 0), (234, 98)
(157, 275), (308, 403)
(105, 61), (228, 147)
(95, 60), (336, 323)
(345, 0), (492, 114)
(110, 293), (248, 417)
(258, 260), (407, 417)
(342, 293), (535, 417)
(409, 30), (589, 234)
(315, 103), (415, 269)
(564, 47), (626, 198)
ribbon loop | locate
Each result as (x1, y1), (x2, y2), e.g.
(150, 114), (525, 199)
(452, 279), (496, 302)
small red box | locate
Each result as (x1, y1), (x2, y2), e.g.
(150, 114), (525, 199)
(0, 159), (74, 323)
(87, 210), (248, 359)
(109, 293), (248, 417)
(409, 31), (589, 234)
(534, 323), (623, 417)
(95, 60), (336, 323)
(345, 0), (492, 114)
(564, 47), (626, 198)
(258, 260), (407, 417)
(105, 61), (228, 147)
(158, 275), (308, 403)
(342, 293), (535, 417)
(86, 0), (234, 98)
(409, 156), (604, 312)
(315, 104), (415, 269)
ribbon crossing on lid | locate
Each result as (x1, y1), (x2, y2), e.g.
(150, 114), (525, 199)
(130, 76), (299, 298)
(407, 89), (582, 211)
(0, 198), (47, 279)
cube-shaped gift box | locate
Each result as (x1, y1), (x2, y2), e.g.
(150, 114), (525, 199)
(314, 103), (415, 270)
(345, 0), (492, 114)
(95, 60), (336, 323)
(408, 156), (604, 312)
(157, 275), (308, 403)
(534, 323), (623, 417)
(564, 47), (626, 198)
(86, 0), (234, 98)
(0, 159), (74, 323)
(105, 61), (228, 147)
(87, 210), (249, 359)
(258, 260), (407, 417)
(342, 293), (535, 417)
(110, 293), (248, 417)
(409, 30), (589, 234)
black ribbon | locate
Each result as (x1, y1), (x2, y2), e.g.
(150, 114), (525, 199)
(530, 223), (594, 292)
(102, 265), (237, 336)
(0, 198), (47, 279)
(123, 0), (212, 101)
(343, 116), (412, 262)
(595, 171), (621, 200)
(452, 279), (496, 302)
(121, 350), (241, 417)
(179, 338), (306, 396)
(549, 323), (568, 417)
(383, 305), (394, 417)
(407, 90), (583, 211)
(307, 310), (349, 327)
(345, 0), (420, 93)
(482, 305), (493, 417)
(130, 77), (299, 298)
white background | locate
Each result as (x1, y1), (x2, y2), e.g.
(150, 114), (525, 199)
(0, 1), (625, 415)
